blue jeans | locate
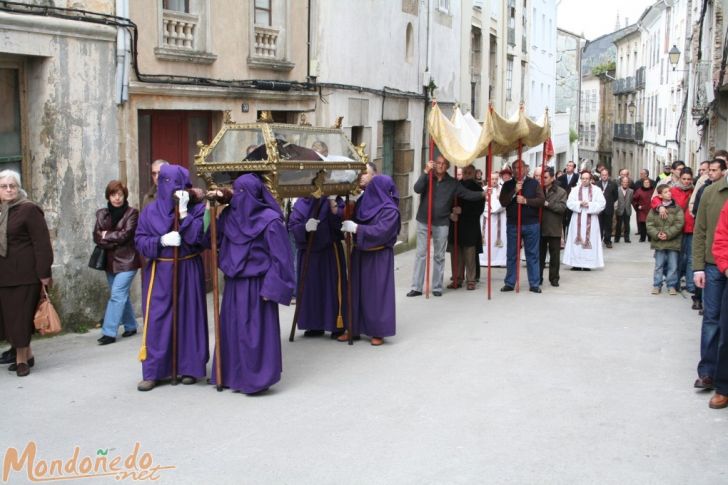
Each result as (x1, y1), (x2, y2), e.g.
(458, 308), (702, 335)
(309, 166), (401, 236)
(653, 250), (678, 289)
(679, 234), (695, 292)
(505, 223), (541, 289)
(698, 264), (725, 379)
(101, 270), (138, 337)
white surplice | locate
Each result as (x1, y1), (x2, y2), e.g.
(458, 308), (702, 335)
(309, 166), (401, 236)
(563, 184), (606, 269)
(479, 185), (507, 267)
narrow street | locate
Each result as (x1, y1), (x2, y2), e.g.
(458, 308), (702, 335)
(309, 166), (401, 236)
(1, 241), (724, 484)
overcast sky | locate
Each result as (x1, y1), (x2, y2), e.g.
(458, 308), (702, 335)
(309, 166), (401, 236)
(557, 0), (655, 40)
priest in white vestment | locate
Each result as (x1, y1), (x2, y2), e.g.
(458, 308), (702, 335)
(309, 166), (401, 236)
(480, 172), (508, 267)
(564, 171), (606, 270)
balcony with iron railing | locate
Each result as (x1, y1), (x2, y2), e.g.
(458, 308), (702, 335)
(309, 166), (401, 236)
(507, 28), (516, 46)
(636, 67), (646, 89)
(612, 76), (635, 95)
(613, 123), (635, 141)
(692, 61), (712, 119)
(635, 122), (643, 142)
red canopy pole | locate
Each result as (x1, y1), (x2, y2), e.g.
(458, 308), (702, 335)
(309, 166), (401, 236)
(516, 141), (523, 293)
(486, 142), (493, 300)
(539, 141), (547, 223)
(426, 131), (435, 299)
(453, 165), (459, 288)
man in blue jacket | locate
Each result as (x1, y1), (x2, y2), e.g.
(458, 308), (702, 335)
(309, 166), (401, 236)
(498, 159), (546, 293)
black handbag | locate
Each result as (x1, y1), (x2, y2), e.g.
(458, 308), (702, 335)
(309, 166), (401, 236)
(88, 246), (107, 270)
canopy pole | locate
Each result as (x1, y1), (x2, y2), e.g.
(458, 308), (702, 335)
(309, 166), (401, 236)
(516, 141), (522, 293)
(426, 133), (434, 299)
(486, 141), (492, 300)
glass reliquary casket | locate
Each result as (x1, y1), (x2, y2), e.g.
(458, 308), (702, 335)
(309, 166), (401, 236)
(193, 113), (367, 199)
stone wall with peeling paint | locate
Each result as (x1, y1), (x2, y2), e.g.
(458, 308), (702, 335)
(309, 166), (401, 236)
(1, 12), (120, 329)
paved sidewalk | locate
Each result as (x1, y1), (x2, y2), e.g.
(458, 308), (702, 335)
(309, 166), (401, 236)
(1, 240), (726, 484)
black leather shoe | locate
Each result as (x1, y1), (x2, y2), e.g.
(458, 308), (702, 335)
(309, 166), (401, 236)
(0, 349), (16, 365)
(500, 285), (514, 292)
(551, 281), (559, 287)
(570, 267), (581, 271)
(432, 291), (442, 297)
(303, 330), (325, 337)
(16, 363), (30, 377)
(406, 290), (422, 297)
(529, 287), (542, 293)
(8, 357), (34, 372)
(122, 329), (137, 338)
(98, 335), (116, 346)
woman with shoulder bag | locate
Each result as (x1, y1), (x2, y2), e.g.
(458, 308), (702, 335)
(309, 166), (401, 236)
(0, 170), (53, 377)
(94, 180), (141, 345)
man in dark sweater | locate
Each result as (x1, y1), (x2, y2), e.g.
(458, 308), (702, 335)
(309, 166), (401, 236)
(499, 159), (545, 293)
(409, 156), (486, 297)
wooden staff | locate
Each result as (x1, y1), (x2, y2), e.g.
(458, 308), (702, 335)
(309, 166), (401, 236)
(345, 195), (355, 345)
(208, 198), (223, 391)
(288, 197), (325, 342)
(171, 204), (180, 385)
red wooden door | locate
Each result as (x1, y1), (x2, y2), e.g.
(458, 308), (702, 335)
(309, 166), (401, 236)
(139, 109), (214, 289)
(151, 112), (187, 167)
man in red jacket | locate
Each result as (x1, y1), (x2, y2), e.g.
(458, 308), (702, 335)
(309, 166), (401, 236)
(707, 199), (728, 408)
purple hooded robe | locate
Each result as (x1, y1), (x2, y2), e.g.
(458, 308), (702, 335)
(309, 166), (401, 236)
(287, 196), (347, 333)
(210, 174), (295, 394)
(135, 164), (209, 381)
(350, 175), (400, 338)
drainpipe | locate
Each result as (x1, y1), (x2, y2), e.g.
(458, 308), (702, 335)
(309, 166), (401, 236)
(114, 0), (130, 105)
(115, 0), (130, 184)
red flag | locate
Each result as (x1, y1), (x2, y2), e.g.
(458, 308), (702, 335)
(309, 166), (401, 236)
(544, 138), (555, 161)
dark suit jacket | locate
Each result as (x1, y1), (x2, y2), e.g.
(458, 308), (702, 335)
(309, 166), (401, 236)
(597, 179), (618, 214)
(557, 172), (579, 195)
(0, 202), (53, 287)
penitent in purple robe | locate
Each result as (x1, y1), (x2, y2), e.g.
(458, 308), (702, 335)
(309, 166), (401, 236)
(350, 176), (401, 338)
(210, 174), (295, 394)
(135, 165), (209, 381)
(288, 197), (347, 333)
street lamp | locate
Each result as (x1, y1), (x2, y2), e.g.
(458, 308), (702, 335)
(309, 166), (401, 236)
(668, 45), (681, 71)
(627, 101), (636, 117)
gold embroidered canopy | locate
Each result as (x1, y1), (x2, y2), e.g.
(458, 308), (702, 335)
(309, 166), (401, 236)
(427, 104), (551, 167)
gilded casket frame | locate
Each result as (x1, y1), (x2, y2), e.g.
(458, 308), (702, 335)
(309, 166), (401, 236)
(194, 115), (368, 200)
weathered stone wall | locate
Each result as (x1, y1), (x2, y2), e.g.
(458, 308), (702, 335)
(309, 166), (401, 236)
(1, 12), (119, 329)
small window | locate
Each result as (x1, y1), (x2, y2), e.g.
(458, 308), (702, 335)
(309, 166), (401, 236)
(163, 0), (189, 12)
(254, 0), (272, 26)
(405, 23), (414, 62)
(0, 68), (22, 176)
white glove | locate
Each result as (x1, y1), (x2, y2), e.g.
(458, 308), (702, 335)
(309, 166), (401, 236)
(160, 231), (181, 247)
(328, 195), (338, 201)
(342, 220), (358, 233)
(305, 218), (320, 232)
(174, 190), (189, 219)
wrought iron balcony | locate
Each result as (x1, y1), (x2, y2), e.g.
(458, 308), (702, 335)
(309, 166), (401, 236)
(613, 123), (635, 141)
(636, 67), (646, 89)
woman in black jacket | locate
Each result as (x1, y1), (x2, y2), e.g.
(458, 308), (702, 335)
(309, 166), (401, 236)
(94, 180), (141, 345)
